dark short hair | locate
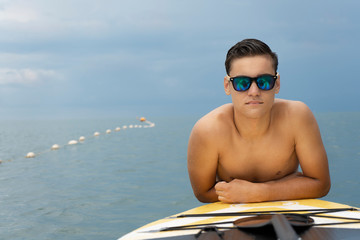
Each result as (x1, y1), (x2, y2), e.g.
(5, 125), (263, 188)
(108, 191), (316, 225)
(225, 39), (278, 75)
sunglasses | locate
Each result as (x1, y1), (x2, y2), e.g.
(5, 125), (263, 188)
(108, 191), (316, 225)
(229, 73), (278, 92)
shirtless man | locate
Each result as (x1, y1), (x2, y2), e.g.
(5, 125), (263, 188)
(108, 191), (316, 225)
(187, 39), (331, 203)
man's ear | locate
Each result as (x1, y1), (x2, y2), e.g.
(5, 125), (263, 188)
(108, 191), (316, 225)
(224, 76), (231, 95)
(274, 73), (280, 94)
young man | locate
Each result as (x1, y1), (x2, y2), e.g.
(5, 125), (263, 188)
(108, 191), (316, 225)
(187, 39), (330, 203)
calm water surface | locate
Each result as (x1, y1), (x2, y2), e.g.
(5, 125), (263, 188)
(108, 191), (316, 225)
(0, 113), (359, 239)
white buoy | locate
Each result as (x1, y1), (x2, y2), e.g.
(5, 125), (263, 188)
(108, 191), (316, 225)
(106, 129), (111, 134)
(115, 127), (121, 131)
(26, 152), (36, 158)
(94, 132), (100, 136)
(129, 125), (134, 128)
(122, 125), (128, 129)
(79, 136), (85, 141)
(139, 125), (142, 128)
(51, 144), (60, 150)
(68, 140), (78, 145)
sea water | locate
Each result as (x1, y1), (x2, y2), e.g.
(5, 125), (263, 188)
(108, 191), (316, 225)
(0, 113), (359, 239)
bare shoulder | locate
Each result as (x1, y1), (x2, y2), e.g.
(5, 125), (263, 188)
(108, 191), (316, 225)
(274, 99), (314, 119)
(273, 99), (318, 133)
(190, 104), (233, 141)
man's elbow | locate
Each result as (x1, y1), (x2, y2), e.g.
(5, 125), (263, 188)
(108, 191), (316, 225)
(194, 191), (218, 203)
(318, 179), (331, 198)
(196, 196), (213, 203)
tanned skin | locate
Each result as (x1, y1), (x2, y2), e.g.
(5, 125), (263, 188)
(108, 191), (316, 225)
(187, 55), (330, 203)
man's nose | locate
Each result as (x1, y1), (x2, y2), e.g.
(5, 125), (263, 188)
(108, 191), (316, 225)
(247, 81), (260, 96)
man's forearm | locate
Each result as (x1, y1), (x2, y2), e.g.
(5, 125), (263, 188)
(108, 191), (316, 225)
(261, 174), (331, 202)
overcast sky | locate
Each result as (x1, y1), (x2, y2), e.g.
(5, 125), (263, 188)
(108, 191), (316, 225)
(0, 0), (359, 119)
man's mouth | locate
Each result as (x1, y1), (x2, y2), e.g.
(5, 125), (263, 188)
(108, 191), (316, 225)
(246, 100), (263, 105)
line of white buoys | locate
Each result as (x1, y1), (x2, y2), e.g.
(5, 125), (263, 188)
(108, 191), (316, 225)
(145, 120), (155, 127)
(68, 140), (78, 145)
(26, 152), (36, 158)
(20, 118), (155, 160)
(51, 144), (60, 150)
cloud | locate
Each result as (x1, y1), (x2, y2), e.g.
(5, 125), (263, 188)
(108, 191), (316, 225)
(0, 2), (38, 23)
(0, 68), (59, 85)
(0, 0), (173, 36)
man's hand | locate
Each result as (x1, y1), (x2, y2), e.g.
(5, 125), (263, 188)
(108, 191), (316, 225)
(214, 179), (264, 203)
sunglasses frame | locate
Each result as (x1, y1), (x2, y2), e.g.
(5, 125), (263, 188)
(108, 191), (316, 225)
(229, 73), (278, 92)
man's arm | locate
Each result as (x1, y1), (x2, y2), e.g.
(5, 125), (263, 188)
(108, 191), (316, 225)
(187, 118), (220, 203)
(215, 102), (331, 203)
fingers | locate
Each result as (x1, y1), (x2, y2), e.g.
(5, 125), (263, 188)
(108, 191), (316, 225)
(215, 181), (228, 202)
(215, 189), (223, 197)
(218, 195), (226, 202)
(214, 181), (227, 190)
(218, 195), (233, 203)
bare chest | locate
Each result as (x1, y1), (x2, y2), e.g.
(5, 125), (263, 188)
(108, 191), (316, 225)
(217, 135), (298, 182)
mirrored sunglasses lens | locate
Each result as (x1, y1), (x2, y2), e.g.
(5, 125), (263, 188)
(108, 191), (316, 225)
(257, 76), (274, 90)
(234, 77), (251, 91)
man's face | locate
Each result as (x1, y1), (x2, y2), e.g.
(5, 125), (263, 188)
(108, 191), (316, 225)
(224, 55), (280, 119)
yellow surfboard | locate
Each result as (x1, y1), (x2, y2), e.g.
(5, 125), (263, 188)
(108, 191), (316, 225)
(119, 199), (360, 240)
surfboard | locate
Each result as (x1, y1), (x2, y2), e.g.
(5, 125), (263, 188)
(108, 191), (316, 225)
(119, 199), (360, 240)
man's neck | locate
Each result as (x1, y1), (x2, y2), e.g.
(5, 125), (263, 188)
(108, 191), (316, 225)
(233, 110), (272, 140)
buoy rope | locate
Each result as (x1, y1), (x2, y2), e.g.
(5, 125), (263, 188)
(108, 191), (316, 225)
(0, 118), (155, 163)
